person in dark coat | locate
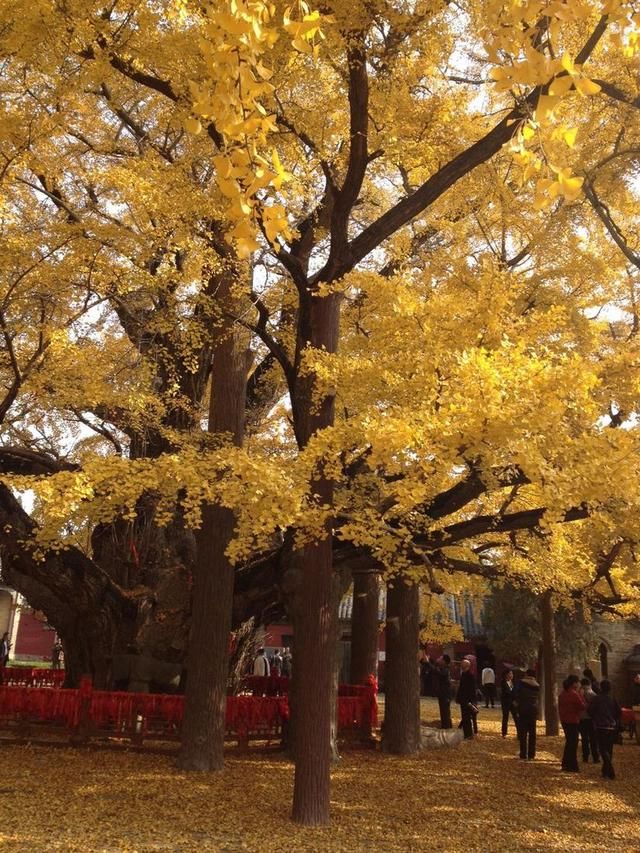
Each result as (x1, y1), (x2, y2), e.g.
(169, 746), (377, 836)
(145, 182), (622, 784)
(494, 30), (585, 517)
(500, 669), (517, 738)
(631, 673), (640, 706)
(456, 659), (477, 739)
(434, 655), (452, 729)
(588, 680), (620, 779)
(513, 669), (539, 759)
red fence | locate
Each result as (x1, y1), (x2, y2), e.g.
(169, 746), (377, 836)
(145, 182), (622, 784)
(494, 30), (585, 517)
(0, 676), (377, 749)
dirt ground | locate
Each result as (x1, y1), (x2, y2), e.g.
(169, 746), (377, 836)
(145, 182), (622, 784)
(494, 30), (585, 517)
(1, 699), (638, 852)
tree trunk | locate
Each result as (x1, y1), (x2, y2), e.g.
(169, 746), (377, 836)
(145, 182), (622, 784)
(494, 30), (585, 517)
(290, 535), (340, 824)
(537, 641), (545, 723)
(178, 262), (251, 771)
(350, 568), (380, 685)
(0, 483), (137, 687)
(382, 577), (421, 754)
(541, 591), (559, 736)
(289, 291), (341, 825)
(178, 504), (236, 770)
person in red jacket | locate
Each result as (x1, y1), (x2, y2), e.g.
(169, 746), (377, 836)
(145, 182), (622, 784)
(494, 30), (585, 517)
(558, 674), (587, 772)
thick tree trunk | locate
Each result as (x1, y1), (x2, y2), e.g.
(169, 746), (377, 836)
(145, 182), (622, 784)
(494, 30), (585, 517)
(289, 290), (342, 825)
(178, 266), (250, 771)
(350, 569), (380, 685)
(541, 591), (559, 736)
(290, 535), (340, 824)
(178, 504), (236, 770)
(0, 483), (136, 687)
(382, 577), (421, 754)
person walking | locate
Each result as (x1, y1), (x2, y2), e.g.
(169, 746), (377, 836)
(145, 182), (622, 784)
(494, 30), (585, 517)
(578, 677), (600, 764)
(434, 654), (452, 729)
(481, 664), (496, 708)
(281, 648), (292, 678)
(500, 669), (517, 737)
(588, 680), (620, 780)
(513, 669), (539, 759)
(456, 659), (478, 739)
(252, 647), (270, 677)
(559, 675), (586, 772)
(1, 632), (10, 668)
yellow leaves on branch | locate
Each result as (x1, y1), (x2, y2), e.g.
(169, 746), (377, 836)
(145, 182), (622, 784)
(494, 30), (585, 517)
(182, 0), (328, 257)
(485, 0), (632, 208)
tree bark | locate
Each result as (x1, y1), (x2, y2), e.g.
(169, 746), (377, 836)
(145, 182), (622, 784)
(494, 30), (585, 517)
(289, 290), (342, 825)
(178, 262), (251, 771)
(382, 577), (421, 754)
(541, 591), (559, 736)
(350, 569), (380, 685)
(290, 535), (340, 824)
(178, 504), (237, 769)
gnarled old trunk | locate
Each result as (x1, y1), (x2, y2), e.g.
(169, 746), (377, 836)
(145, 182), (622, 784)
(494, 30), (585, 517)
(0, 483), (138, 687)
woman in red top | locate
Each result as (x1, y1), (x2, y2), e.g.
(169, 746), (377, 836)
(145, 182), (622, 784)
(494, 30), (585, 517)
(558, 674), (587, 771)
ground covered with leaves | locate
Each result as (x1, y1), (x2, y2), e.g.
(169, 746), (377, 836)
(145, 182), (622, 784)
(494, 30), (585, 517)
(1, 701), (638, 852)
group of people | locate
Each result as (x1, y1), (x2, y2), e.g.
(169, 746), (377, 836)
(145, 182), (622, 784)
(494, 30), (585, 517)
(556, 671), (622, 779)
(252, 647), (292, 678)
(428, 653), (634, 780)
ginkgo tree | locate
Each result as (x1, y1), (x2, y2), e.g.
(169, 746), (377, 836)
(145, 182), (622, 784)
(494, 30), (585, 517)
(1, 0), (640, 826)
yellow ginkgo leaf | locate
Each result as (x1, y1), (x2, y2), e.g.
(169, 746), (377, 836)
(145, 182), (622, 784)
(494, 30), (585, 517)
(574, 77), (601, 96)
(183, 117), (202, 135)
(549, 75), (574, 97)
(560, 52), (575, 73)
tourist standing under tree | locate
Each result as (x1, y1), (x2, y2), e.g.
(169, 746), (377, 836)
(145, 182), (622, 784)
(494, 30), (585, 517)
(0, 632), (10, 668)
(500, 669), (517, 738)
(481, 663), (496, 708)
(558, 675), (586, 772)
(456, 659), (478, 739)
(578, 677), (600, 764)
(513, 668), (539, 759)
(434, 655), (452, 729)
(588, 680), (620, 780)
(253, 648), (270, 677)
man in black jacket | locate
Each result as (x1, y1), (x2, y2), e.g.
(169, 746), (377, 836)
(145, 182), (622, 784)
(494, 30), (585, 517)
(513, 669), (539, 760)
(434, 655), (452, 729)
(588, 680), (620, 779)
(456, 659), (477, 739)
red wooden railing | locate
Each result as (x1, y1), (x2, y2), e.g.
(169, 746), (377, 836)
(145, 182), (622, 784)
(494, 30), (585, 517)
(0, 675), (378, 748)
